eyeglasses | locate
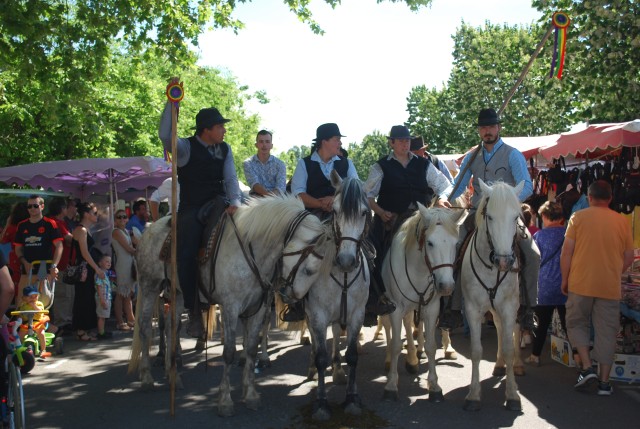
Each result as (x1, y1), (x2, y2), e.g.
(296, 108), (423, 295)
(27, 204), (42, 209)
(116, 215), (128, 220)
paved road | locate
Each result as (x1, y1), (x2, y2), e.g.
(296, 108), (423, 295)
(22, 315), (640, 429)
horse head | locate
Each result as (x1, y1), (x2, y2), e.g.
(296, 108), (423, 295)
(330, 170), (371, 273)
(475, 179), (524, 272)
(417, 203), (464, 296)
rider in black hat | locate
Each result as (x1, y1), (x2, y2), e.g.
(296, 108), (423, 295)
(158, 77), (242, 338)
(281, 123), (359, 321)
(363, 125), (453, 326)
(446, 108), (539, 330)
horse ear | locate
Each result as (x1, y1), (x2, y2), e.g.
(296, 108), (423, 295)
(514, 180), (525, 197)
(330, 169), (343, 189)
(417, 202), (431, 228)
(451, 208), (468, 227)
(478, 178), (491, 196)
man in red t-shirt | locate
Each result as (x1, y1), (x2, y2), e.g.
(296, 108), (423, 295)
(14, 195), (63, 305)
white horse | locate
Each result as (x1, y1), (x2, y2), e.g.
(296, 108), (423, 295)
(461, 179), (525, 411)
(201, 195), (326, 417)
(381, 204), (466, 402)
(279, 173), (370, 421)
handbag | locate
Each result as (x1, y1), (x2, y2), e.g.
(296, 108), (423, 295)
(62, 261), (88, 284)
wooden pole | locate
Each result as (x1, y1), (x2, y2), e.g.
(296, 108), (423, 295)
(166, 80), (182, 417)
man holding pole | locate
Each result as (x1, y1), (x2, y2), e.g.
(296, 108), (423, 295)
(445, 108), (539, 329)
(159, 77), (242, 338)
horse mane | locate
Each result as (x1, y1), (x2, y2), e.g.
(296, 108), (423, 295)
(475, 181), (521, 226)
(337, 176), (369, 222)
(233, 194), (322, 249)
(400, 207), (459, 252)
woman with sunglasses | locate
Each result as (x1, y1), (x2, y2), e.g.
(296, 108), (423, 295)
(71, 202), (105, 341)
(111, 209), (137, 331)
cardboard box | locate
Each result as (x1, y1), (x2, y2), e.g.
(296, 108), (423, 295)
(609, 353), (640, 383)
(550, 334), (575, 367)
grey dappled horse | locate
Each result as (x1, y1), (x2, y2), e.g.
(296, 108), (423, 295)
(279, 173), (370, 421)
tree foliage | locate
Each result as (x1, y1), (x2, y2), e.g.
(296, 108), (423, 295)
(347, 132), (390, 180)
(407, 21), (575, 155)
(533, 0), (640, 122)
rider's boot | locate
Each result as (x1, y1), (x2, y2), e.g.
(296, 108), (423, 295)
(186, 309), (205, 338)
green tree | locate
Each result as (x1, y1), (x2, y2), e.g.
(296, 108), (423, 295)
(532, 0), (639, 122)
(406, 21), (575, 154)
(278, 145), (311, 179)
(347, 131), (389, 179)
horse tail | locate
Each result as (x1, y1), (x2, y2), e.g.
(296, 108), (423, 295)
(206, 304), (218, 340)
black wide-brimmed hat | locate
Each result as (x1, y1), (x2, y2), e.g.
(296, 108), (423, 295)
(387, 125), (414, 140)
(410, 136), (427, 151)
(476, 108), (502, 126)
(191, 107), (231, 130)
(313, 123), (345, 142)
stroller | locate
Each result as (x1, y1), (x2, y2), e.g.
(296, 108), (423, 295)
(9, 260), (63, 373)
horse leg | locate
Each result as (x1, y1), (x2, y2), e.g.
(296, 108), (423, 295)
(402, 312), (419, 374)
(256, 307), (272, 370)
(153, 299), (166, 367)
(217, 313), (237, 417)
(492, 311), (507, 377)
(138, 293), (156, 390)
(501, 317), (522, 411)
(463, 307), (484, 411)
(343, 323), (362, 416)
(441, 328), (458, 360)
(513, 323), (525, 376)
(425, 305), (443, 402)
(331, 323), (346, 385)
(309, 323), (331, 421)
(373, 317), (384, 340)
(383, 311), (404, 401)
(380, 315), (392, 372)
(241, 315), (263, 411)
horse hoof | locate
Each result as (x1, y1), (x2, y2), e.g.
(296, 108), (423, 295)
(300, 336), (311, 346)
(343, 394), (363, 416)
(195, 339), (206, 352)
(405, 362), (419, 375)
(245, 397), (261, 411)
(416, 350), (425, 360)
(256, 359), (271, 370)
(444, 350), (458, 360)
(514, 365), (526, 376)
(463, 400), (481, 411)
(492, 366), (506, 377)
(429, 390), (444, 403)
(312, 400), (331, 421)
(217, 404), (235, 417)
(505, 399), (522, 411)
(382, 389), (399, 402)
(140, 381), (154, 391)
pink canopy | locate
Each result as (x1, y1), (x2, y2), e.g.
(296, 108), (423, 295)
(0, 156), (171, 198)
(457, 134), (560, 163)
(539, 120), (640, 160)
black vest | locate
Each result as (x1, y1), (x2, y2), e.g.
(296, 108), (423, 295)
(376, 155), (433, 213)
(177, 137), (227, 208)
(303, 156), (348, 199)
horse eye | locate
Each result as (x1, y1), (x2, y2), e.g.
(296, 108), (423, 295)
(487, 215), (493, 221)
(427, 241), (434, 247)
(303, 267), (315, 276)
(361, 210), (368, 217)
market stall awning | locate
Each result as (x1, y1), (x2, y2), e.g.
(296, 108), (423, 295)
(0, 156), (171, 197)
(539, 120), (640, 160)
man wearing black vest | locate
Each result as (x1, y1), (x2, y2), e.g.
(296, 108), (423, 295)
(159, 77), (242, 338)
(447, 108), (539, 330)
(282, 123), (358, 321)
(410, 136), (454, 184)
(364, 125), (453, 326)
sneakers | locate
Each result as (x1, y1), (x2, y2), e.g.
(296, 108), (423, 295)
(524, 354), (540, 366)
(597, 381), (613, 396)
(574, 367), (598, 388)
(186, 310), (205, 338)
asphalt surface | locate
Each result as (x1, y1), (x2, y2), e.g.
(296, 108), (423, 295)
(21, 314), (640, 429)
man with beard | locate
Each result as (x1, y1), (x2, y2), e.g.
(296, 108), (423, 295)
(445, 108), (538, 329)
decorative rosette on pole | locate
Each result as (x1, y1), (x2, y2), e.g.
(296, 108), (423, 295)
(164, 81), (184, 163)
(549, 12), (570, 79)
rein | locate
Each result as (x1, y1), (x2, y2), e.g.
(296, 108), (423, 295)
(329, 251), (366, 327)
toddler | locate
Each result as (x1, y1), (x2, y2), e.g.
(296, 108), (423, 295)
(95, 254), (113, 340)
(18, 285), (50, 358)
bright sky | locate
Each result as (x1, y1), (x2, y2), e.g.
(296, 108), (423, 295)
(197, 0), (541, 154)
